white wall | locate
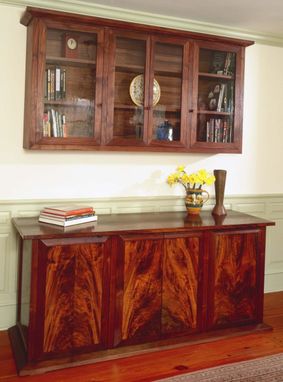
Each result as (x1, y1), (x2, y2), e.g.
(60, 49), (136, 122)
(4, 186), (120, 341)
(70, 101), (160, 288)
(1, 4), (283, 200)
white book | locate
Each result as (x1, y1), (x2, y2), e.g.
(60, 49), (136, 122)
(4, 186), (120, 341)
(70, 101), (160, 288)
(39, 215), (98, 227)
(217, 84), (226, 112)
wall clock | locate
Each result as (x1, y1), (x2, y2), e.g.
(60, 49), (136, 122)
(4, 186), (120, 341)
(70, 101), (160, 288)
(63, 34), (79, 58)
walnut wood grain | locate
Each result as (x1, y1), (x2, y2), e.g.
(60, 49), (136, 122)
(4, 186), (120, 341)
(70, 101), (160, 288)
(21, 7), (253, 152)
(209, 230), (259, 327)
(162, 236), (200, 334)
(121, 237), (163, 342)
(43, 242), (105, 353)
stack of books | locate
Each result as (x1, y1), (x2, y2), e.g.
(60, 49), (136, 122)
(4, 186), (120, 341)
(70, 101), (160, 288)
(38, 205), (97, 227)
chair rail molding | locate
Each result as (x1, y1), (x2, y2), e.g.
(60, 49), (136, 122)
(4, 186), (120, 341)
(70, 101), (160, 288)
(0, 193), (282, 330)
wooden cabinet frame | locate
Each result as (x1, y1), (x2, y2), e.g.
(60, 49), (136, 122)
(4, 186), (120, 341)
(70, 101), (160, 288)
(9, 211), (274, 375)
(21, 7), (253, 153)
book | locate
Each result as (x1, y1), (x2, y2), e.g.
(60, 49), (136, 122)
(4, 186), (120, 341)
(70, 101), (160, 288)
(39, 211), (95, 221)
(39, 214), (97, 227)
(216, 84), (226, 112)
(42, 205), (94, 217)
(55, 67), (61, 99)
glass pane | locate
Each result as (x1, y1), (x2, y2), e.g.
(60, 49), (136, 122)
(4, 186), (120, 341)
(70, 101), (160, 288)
(197, 48), (236, 143)
(113, 37), (146, 140)
(43, 29), (97, 138)
(197, 115), (234, 143)
(199, 49), (236, 76)
(153, 43), (183, 142)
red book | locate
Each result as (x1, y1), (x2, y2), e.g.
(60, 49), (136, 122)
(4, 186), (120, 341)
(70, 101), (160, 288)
(42, 205), (94, 217)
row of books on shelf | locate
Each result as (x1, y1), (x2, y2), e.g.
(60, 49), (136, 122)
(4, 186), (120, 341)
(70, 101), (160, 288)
(206, 118), (233, 143)
(45, 67), (66, 101)
(43, 109), (66, 137)
(38, 205), (97, 226)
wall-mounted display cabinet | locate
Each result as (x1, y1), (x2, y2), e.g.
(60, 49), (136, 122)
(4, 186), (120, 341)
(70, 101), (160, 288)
(21, 7), (253, 153)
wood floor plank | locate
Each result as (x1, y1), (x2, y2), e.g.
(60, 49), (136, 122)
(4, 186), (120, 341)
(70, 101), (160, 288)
(0, 291), (283, 382)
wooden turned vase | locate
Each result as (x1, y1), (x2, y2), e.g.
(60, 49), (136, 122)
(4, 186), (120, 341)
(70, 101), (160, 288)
(212, 169), (227, 216)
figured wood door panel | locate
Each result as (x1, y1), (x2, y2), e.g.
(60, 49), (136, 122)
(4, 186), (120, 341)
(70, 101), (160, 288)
(161, 236), (200, 334)
(208, 229), (259, 328)
(117, 235), (163, 345)
(162, 234), (202, 336)
(40, 237), (110, 355)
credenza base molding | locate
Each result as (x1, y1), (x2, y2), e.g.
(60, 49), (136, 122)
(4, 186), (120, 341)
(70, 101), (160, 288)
(9, 322), (272, 376)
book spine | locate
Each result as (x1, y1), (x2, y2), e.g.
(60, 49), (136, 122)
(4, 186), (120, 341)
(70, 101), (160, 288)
(39, 215), (97, 226)
(47, 68), (51, 101)
(50, 68), (55, 101)
(50, 108), (58, 137)
(40, 212), (95, 221)
(62, 114), (67, 137)
(43, 207), (94, 216)
(55, 67), (61, 100)
(217, 84), (226, 112)
(61, 69), (66, 99)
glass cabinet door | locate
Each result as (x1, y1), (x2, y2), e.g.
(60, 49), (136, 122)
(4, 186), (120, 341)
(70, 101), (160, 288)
(191, 43), (243, 152)
(42, 28), (102, 143)
(149, 40), (187, 146)
(106, 33), (148, 145)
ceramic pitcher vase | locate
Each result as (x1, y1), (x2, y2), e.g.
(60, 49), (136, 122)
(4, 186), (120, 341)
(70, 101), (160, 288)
(185, 188), (209, 215)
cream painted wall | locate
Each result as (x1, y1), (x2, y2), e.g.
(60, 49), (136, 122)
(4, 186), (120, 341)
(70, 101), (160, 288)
(1, 3), (283, 200)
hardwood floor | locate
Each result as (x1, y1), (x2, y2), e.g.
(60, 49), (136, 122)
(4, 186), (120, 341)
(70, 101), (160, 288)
(1, 291), (283, 382)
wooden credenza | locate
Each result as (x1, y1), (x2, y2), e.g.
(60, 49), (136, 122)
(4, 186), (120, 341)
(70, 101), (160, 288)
(9, 210), (274, 375)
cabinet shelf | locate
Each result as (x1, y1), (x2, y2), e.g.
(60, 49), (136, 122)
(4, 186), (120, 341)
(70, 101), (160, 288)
(46, 56), (96, 67)
(198, 110), (232, 116)
(115, 65), (182, 79)
(198, 72), (233, 80)
(114, 104), (181, 112)
(44, 100), (93, 107)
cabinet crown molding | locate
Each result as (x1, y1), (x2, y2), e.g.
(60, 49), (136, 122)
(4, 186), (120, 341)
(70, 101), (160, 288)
(1, 0), (283, 46)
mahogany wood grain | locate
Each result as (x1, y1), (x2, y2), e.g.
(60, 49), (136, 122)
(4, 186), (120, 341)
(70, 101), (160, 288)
(162, 235), (200, 334)
(12, 210), (274, 240)
(3, 292), (283, 382)
(208, 229), (259, 328)
(119, 236), (163, 344)
(42, 240), (109, 354)
(9, 210), (274, 375)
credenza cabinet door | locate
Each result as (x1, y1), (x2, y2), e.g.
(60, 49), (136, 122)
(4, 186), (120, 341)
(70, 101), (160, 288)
(28, 237), (111, 361)
(207, 229), (263, 329)
(113, 234), (164, 346)
(113, 232), (204, 347)
(162, 233), (203, 336)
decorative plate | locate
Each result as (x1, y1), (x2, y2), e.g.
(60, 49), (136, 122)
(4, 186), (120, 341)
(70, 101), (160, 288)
(129, 74), (161, 107)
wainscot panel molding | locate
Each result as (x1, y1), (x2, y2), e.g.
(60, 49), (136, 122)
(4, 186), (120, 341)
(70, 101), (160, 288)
(0, 0), (283, 46)
(0, 194), (282, 330)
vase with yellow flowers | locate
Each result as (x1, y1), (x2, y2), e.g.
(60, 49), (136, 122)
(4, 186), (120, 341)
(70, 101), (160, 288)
(167, 166), (215, 215)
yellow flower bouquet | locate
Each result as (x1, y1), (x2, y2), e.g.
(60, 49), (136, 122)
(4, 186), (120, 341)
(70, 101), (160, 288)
(167, 166), (215, 214)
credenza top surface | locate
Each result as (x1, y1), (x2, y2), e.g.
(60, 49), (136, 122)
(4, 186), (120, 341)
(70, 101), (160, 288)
(12, 210), (275, 240)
